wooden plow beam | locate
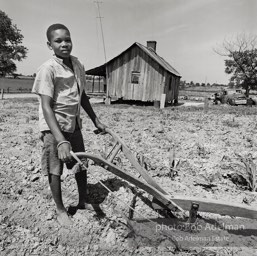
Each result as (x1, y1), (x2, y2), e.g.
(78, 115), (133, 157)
(171, 196), (257, 219)
(75, 152), (184, 216)
(74, 129), (257, 221)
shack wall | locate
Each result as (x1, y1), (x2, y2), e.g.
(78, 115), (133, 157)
(106, 45), (179, 102)
(164, 73), (180, 102)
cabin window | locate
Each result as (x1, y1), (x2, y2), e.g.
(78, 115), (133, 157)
(131, 71), (140, 84)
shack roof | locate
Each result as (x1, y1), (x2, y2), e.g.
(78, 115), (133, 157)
(86, 42), (181, 77)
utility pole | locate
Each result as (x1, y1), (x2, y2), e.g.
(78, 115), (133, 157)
(95, 1), (107, 64)
(94, 1), (110, 103)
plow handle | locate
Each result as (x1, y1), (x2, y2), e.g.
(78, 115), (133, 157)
(94, 128), (124, 142)
(94, 128), (169, 196)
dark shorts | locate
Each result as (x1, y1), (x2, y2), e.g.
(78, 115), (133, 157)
(41, 129), (85, 176)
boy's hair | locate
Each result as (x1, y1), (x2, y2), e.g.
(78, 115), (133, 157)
(46, 24), (70, 41)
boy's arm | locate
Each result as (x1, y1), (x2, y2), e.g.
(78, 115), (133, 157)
(41, 95), (72, 162)
(81, 90), (107, 131)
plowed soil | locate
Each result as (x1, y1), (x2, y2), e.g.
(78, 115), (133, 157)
(1, 98), (257, 255)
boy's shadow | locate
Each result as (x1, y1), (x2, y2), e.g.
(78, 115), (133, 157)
(67, 177), (128, 218)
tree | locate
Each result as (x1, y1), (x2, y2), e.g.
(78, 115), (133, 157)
(0, 10), (28, 77)
(228, 81), (235, 88)
(179, 80), (186, 89)
(215, 33), (257, 97)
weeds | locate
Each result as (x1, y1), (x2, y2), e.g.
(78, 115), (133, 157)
(222, 119), (240, 128)
(235, 153), (257, 192)
(196, 143), (209, 158)
(168, 145), (180, 178)
(29, 114), (39, 121)
(113, 113), (121, 122)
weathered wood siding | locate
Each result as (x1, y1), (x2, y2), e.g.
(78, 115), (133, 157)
(164, 73), (180, 102)
(106, 45), (179, 102)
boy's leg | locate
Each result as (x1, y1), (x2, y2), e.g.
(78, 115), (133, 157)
(74, 164), (101, 211)
(75, 167), (95, 209)
(48, 174), (72, 226)
(42, 132), (72, 226)
(68, 129), (96, 210)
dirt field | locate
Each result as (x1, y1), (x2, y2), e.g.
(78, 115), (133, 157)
(1, 98), (257, 255)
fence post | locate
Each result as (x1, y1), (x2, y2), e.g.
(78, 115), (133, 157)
(92, 76), (95, 93)
(1, 89), (4, 100)
(98, 76), (101, 93)
(160, 94), (166, 109)
(204, 97), (209, 113)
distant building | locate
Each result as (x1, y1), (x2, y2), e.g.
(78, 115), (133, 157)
(86, 41), (181, 104)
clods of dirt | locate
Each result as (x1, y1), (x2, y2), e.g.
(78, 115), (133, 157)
(1, 98), (257, 255)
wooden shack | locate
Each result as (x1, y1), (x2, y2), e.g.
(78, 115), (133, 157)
(86, 41), (181, 105)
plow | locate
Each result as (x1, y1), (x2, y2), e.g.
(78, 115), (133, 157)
(70, 128), (257, 222)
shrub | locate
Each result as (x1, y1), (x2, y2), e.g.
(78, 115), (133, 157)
(235, 153), (256, 192)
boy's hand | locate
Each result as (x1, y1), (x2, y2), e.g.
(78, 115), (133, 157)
(95, 118), (107, 133)
(57, 142), (73, 163)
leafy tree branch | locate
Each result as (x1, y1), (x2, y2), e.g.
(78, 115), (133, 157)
(0, 10), (28, 76)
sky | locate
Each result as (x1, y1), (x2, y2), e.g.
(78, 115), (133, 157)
(1, 0), (257, 84)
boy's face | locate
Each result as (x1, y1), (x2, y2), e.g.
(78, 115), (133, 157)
(47, 29), (72, 59)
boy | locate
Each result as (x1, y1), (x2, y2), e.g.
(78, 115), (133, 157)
(32, 24), (106, 226)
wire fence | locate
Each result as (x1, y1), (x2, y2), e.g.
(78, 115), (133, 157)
(0, 77), (106, 94)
